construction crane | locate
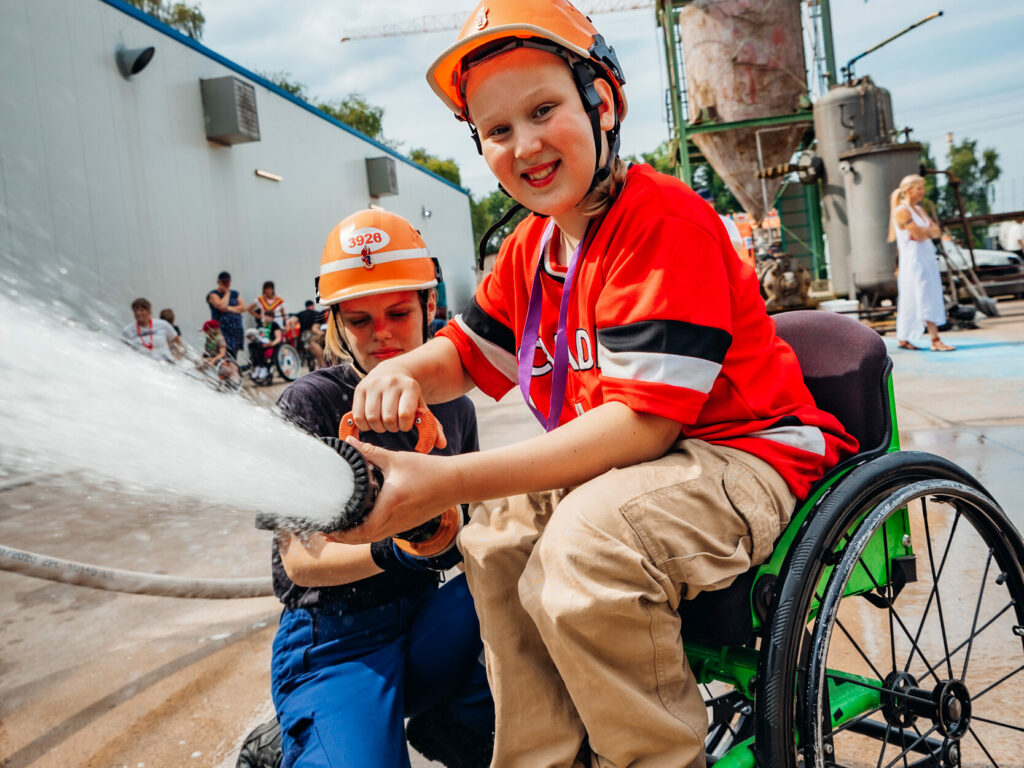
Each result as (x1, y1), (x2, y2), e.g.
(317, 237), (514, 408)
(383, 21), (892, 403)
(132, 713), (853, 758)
(340, 1), (655, 43)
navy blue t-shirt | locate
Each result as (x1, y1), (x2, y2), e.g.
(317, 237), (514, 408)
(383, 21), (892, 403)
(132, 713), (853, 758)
(273, 363), (479, 610)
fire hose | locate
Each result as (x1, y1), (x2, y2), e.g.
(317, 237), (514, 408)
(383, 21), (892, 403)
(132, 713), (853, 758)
(0, 544), (273, 598)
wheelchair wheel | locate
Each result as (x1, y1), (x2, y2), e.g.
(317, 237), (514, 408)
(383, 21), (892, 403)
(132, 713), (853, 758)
(755, 451), (1024, 768)
(704, 685), (754, 761)
(803, 479), (1024, 768)
(275, 343), (301, 382)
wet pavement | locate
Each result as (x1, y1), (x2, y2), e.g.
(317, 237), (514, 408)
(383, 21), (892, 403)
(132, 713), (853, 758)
(0, 302), (1021, 768)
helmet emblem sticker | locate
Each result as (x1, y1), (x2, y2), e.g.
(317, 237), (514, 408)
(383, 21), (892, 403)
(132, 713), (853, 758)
(341, 226), (391, 256)
(475, 5), (488, 30)
(360, 246), (374, 269)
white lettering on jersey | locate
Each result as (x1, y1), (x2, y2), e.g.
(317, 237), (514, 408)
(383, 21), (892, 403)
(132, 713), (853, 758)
(575, 329), (594, 371)
(531, 337), (553, 377)
(530, 329), (595, 376)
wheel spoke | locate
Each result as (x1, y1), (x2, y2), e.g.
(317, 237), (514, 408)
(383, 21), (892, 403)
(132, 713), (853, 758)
(920, 600), (1017, 691)
(853, 555), (941, 685)
(877, 717), (892, 768)
(881, 724), (940, 768)
(824, 673), (934, 708)
(823, 705), (886, 739)
(882, 523), (898, 676)
(904, 508), (961, 677)
(970, 714), (1024, 734)
(972, 661), (1024, 700)
(967, 725), (1002, 767)
(835, 617), (887, 682)
(920, 500), (955, 679)
(961, 548), (994, 681)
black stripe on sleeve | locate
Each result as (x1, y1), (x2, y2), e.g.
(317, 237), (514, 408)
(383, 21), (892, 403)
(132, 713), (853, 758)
(462, 298), (517, 356)
(598, 320), (732, 364)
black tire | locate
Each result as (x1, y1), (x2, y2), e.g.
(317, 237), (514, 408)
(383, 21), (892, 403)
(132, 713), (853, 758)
(236, 718), (282, 768)
(803, 479), (1024, 768)
(275, 343), (301, 382)
(754, 451), (1022, 768)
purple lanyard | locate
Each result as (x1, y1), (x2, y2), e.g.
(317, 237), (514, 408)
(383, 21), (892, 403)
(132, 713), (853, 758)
(517, 219), (585, 432)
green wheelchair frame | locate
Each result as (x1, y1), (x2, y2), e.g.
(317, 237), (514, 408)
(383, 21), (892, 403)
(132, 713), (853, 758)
(676, 312), (1024, 768)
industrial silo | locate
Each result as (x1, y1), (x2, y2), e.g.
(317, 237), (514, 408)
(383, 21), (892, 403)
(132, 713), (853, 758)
(812, 77), (896, 296)
(838, 141), (921, 302)
(676, 0), (808, 221)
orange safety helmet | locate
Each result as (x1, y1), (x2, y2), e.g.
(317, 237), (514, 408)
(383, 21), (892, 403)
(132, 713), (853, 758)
(316, 209), (440, 306)
(427, 0), (627, 125)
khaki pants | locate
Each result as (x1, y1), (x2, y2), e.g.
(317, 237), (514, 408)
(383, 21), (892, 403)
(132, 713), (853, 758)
(460, 440), (796, 768)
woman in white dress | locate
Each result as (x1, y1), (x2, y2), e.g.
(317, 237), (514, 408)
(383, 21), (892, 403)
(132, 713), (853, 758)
(888, 174), (956, 351)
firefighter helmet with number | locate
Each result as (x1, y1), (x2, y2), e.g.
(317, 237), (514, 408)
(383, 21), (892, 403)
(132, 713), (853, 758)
(427, 0), (627, 124)
(316, 209), (440, 306)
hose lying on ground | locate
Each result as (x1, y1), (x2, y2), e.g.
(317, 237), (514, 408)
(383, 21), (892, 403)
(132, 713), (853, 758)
(0, 544), (273, 599)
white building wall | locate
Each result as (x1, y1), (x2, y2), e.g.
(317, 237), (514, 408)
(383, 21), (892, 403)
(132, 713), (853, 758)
(0, 0), (476, 342)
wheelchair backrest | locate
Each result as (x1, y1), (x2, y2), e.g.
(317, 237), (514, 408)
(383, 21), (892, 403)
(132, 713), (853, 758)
(773, 310), (892, 455)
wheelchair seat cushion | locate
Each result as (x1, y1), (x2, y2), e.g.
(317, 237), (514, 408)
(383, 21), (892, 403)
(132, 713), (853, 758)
(773, 310), (891, 455)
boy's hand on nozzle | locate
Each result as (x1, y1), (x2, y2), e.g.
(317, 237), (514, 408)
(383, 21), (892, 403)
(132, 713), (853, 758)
(325, 437), (456, 544)
(350, 362), (447, 448)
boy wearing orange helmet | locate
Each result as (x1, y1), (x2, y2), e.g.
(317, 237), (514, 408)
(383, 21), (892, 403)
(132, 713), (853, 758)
(340, 3), (857, 766)
(264, 209), (494, 768)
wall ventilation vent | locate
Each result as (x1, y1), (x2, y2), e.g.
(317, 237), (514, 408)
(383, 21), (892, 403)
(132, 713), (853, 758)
(200, 76), (260, 146)
(366, 156), (398, 197)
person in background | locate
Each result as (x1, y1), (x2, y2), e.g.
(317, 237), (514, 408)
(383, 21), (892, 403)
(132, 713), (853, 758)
(294, 299), (327, 370)
(248, 306), (283, 382)
(159, 308), (181, 337)
(261, 208), (493, 768)
(250, 280), (288, 327)
(1006, 217), (1024, 259)
(198, 319), (240, 387)
(888, 174), (956, 352)
(697, 188), (744, 256)
(429, 302), (449, 337)
(207, 271), (246, 358)
(122, 298), (183, 362)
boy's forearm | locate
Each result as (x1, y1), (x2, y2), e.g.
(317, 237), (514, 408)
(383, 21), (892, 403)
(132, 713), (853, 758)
(380, 336), (474, 403)
(449, 401), (680, 504)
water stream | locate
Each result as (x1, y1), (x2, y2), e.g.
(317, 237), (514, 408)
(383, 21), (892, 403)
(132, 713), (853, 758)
(0, 292), (353, 528)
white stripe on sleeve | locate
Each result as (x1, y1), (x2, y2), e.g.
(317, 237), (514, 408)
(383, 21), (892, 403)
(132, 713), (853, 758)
(744, 425), (826, 456)
(597, 344), (721, 393)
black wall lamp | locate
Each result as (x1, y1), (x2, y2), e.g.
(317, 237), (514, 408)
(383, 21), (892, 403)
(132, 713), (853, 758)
(116, 45), (155, 80)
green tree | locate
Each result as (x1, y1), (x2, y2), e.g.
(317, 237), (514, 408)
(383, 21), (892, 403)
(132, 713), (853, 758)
(257, 73), (400, 149)
(124, 0), (204, 39)
(692, 164), (742, 214)
(317, 94), (390, 145)
(259, 70), (308, 100)
(471, 189), (529, 259)
(938, 138), (1000, 221)
(409, 148), (462, 187)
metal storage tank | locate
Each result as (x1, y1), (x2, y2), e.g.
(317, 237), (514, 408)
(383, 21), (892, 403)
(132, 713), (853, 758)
(812, 77), (896, 296)
(677, 0), (808, 221)
(838, 141), (921, 301)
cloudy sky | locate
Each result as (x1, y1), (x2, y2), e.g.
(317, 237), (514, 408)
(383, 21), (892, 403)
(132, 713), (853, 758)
(198, 0), (1024, 210)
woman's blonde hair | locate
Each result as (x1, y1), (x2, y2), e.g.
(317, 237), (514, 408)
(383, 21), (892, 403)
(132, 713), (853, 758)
(888, 174), (926, 242)
(580, 156), (629, 219)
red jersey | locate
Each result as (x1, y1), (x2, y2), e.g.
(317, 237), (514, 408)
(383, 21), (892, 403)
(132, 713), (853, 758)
(438, 164), (857, 497)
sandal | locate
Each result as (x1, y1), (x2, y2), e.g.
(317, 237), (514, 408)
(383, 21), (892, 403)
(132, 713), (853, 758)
(898, 341), (923, 350)
(931, 340), (956, 352)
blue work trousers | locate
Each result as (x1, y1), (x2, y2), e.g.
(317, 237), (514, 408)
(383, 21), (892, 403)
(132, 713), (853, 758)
(271, 574), (493, 768)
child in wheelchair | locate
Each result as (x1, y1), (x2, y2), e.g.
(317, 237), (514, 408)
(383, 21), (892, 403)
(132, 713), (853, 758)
(247, 306), (284, 385)
(198, 319), (241, 390)
(334, 2), (860, 765)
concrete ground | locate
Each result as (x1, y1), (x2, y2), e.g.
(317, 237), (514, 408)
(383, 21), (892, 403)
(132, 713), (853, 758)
(0, 301), (1021, 768)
